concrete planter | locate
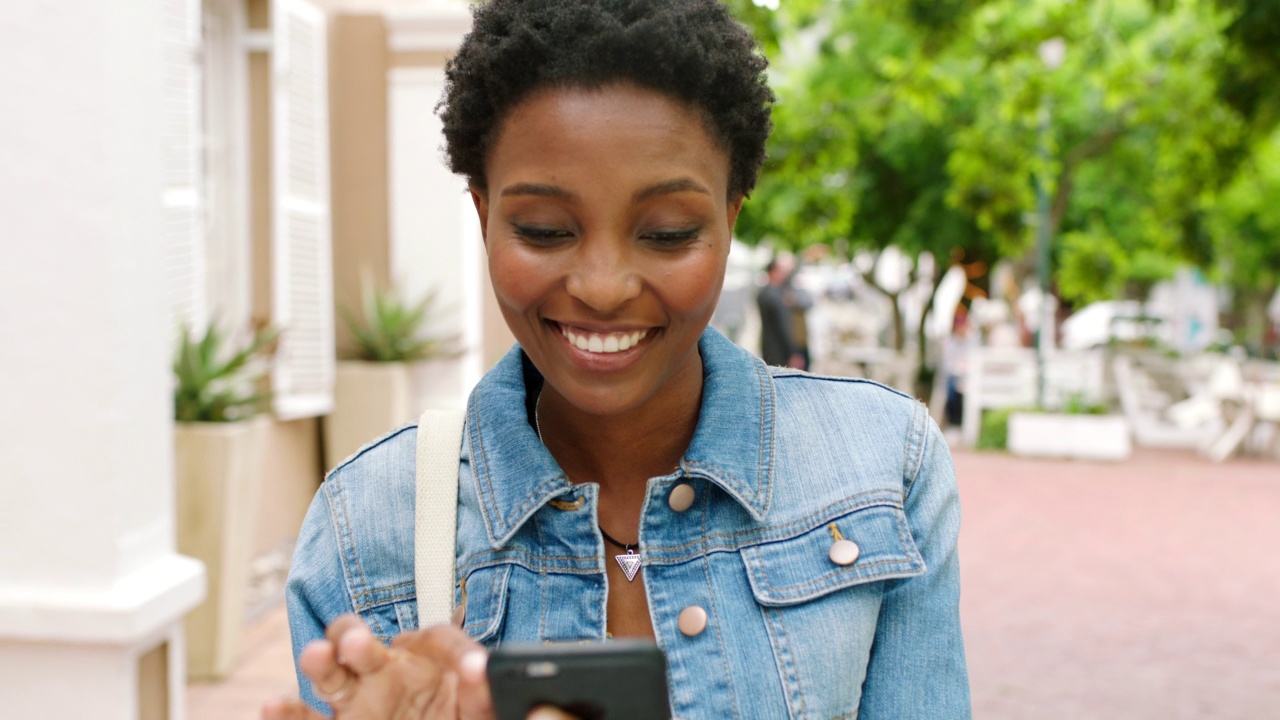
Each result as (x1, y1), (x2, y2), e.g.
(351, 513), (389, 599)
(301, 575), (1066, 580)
(1008, 412), (1132, 461)
(175, 417), (266, 680)
(324, 359), (464, 471)
(324, 361), (413, 471)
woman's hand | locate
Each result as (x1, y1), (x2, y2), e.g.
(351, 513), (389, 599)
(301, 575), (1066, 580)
(261, 614), (493, 720)
(526, 708), (579, 720)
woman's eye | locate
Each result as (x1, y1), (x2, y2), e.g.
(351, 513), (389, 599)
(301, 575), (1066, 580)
(641, 228), (700, 246)
(512, 225), (574, 244)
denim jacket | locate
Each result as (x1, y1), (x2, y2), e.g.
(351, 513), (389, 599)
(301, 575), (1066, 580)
(287, 328), (970, 718)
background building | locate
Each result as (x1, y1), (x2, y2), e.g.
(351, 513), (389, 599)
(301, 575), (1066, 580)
(0, 1), (506, 717)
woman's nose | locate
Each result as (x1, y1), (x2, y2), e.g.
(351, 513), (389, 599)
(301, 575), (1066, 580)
(564, 237), (642, 312)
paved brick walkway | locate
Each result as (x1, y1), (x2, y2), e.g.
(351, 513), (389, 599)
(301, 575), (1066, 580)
(186, 448), (1280, 719)
(956, 448), (1280, 719)
(186, 602), (296, 720)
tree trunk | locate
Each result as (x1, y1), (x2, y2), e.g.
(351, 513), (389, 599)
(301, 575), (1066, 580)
(859, 265), (906, 351)
(1243, 288), (1270, 355)
(890, 293), (905, 352)
(913, 263), (946, 401)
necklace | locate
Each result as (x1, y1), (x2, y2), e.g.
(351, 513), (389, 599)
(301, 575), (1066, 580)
(535, 389), (642, 583)
(598, 526), (642, 582)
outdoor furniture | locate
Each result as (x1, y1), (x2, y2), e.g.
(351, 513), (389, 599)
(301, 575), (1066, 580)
(1113, 353), (1223, 450)
(1202, 360), (1280, 462)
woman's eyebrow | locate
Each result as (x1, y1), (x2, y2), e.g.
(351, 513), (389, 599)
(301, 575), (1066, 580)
(498, 179), (710, 202)
(500, 182), (578, 200)
(634, 178), (711, 202)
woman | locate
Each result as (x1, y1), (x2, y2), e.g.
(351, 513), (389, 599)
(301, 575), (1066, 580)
(265, 0), (969, 718)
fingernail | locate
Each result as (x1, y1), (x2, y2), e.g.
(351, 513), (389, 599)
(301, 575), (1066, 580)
(459, 649), (488, 680)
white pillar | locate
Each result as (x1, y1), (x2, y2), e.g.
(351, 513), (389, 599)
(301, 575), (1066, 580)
(385, 1), (484, 411)
(0, 2), (205, 718)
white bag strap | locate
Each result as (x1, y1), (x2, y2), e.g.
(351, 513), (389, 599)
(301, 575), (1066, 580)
(414, 409), (467, 627)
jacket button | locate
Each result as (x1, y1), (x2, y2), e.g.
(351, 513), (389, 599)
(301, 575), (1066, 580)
(667, 484), (695, 512)
(829, 539), (860, 566)
(678, 606), (707, 636)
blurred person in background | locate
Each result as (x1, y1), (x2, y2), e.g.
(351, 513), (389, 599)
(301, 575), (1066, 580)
(941, 309), (971, 430)
(757, 254), (806, 369)
(785, 262), (815, 371)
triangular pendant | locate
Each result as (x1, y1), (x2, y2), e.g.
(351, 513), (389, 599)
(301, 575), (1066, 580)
(615, 551), (642, 582)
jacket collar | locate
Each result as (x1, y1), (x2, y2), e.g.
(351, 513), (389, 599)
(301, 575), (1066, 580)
(466, 327), (775, 548)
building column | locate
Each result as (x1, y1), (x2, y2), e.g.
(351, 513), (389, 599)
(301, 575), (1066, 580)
(0, 2), (205, 718)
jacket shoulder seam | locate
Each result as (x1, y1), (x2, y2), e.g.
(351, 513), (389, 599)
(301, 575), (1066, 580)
(770, 370), (917, 402)
(325, 423), (418, 480)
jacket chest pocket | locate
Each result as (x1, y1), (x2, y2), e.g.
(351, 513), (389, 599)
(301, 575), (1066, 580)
(455, 564), (511, 646)
(740, 503), (925, 720)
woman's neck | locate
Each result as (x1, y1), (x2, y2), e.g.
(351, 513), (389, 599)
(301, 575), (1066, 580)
(536, 366), (702, 493)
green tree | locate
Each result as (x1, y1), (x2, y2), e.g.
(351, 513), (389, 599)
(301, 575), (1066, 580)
(732, 0), (1273, 378)
(1207, 130), (1280, 353)
(736, 1), (998, 394)
(947, 0), (1246, 303)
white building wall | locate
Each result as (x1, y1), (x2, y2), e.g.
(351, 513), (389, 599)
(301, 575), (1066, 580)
(385, 2), (483, 410)
(0, 1), (204, 716)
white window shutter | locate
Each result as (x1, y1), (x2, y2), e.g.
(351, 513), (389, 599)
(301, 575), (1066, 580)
(271, 0), (334, 419)
(162, 0), (206, 337)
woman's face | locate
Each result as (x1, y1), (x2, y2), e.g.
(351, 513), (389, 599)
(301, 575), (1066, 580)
(473, 84), (742, 418)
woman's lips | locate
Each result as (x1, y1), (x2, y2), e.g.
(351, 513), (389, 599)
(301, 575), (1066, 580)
(554, 323), (651, 354)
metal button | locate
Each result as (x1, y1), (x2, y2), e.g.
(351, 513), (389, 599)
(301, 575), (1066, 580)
(828, 539), (860, 566)
(667, 483), (696, 512)
(678, 606), (708, 637)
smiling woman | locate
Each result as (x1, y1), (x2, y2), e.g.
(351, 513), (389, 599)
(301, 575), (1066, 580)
(266, 1), (970, 719)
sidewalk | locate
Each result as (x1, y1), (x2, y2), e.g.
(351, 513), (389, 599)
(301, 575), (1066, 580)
(186, 603), (295, 720)
(957, 448), (1280, 719)
(187, 448), (1280, 719)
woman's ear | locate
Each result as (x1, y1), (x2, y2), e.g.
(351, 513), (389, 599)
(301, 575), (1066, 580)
(469, 186), (490, 245)
(726, 194), (745, 232)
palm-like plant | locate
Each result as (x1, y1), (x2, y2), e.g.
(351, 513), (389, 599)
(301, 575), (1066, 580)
(173, 323), (280, 422)
(342, 283), (462, 363)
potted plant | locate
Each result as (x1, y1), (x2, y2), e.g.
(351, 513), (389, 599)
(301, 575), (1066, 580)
(325, 281), (461, 470)
(1006, 393), (1132, 461)
(173, 322), (278, 680)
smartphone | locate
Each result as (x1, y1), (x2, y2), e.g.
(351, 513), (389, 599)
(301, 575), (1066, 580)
(486, 640), (671, 720)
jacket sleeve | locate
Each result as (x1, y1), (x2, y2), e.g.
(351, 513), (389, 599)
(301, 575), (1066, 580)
(859, 412), (971, 718)
(285, 482), (356, 716)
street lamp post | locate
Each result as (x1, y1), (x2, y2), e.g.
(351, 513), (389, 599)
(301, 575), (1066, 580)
(1035, 38), (1065, 410)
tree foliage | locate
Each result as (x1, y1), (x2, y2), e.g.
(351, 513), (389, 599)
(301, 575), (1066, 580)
(732, 0), (1278, 352)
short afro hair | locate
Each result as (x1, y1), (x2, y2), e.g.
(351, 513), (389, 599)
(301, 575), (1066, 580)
(437, 0), (774, 198)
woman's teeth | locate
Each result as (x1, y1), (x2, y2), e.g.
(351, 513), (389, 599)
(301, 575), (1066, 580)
(560, 327), (648, 354)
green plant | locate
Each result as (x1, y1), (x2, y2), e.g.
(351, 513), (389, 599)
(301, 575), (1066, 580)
(976, 396), (1112, 450)
(173, 323), (279, 422)
(976, 407), (1021, 451)
(342, 283), (462, 363)
(1062, 393), (1110, 416)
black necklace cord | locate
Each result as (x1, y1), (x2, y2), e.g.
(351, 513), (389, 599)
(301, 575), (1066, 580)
(598, 526), (637, 552)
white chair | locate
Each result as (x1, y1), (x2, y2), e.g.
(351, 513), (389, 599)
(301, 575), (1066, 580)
(1114, 354), (1223, 450)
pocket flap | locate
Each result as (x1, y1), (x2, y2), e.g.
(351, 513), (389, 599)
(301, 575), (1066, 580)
(742, 504), (925, 606)
(456, 564), (511, 643)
